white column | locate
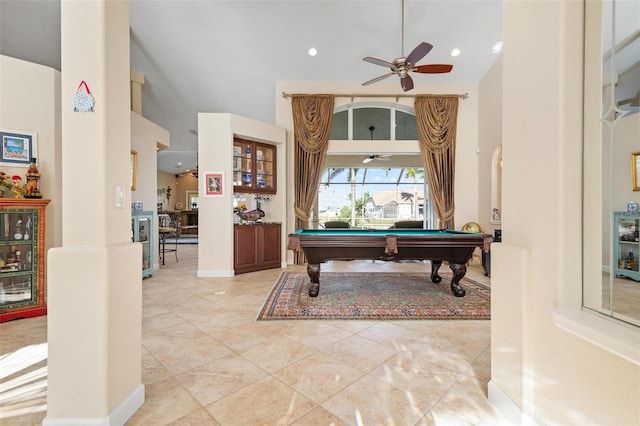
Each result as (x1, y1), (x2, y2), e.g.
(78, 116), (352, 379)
(45, 1), (144, 424)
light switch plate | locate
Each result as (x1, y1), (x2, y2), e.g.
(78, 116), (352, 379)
(115, 185), (126, 208)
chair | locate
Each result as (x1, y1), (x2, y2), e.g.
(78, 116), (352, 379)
(323, 221), (350, 229)
(390, 220), (425, 229)
(158, 214), (178, 265)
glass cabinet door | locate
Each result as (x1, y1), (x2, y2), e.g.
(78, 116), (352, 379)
(234, 140), (253, 189)
(0, 210), (37, 308)
(138, 217), (151, 271)
(616, 214), (639, 275)
(233, 139), (277, 193)
(256, 144), (275, 191)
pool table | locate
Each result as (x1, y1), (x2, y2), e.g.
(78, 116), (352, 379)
(287, 228), (492, 298)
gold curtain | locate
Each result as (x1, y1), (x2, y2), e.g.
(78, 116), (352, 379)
(292, 94), (335, 262)
(415, 95), (459, 229)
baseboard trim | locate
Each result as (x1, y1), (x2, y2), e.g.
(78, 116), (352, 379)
(43, 384), (144, 426)
(197, 269), (234, 277)
(488, 380), (521, 425)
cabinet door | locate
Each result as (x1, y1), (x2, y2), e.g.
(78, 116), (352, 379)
(259, 224), (281, 267)
(255, 142), (276, 193)
(233, 140), (254, 190)
(234, 225), (259, 273)
(138, 217), (152, 272)
(0, 200), (49, 322)
(615, 213), (639, 278)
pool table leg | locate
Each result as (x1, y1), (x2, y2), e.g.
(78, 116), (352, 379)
(307, 263), (321, 297)
(430, 260), (443, 283)
(449, 263), (467, 297)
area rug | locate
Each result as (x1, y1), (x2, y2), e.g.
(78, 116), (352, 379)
(257, 272), (490, 321)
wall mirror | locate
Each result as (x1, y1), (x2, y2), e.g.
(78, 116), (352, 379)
(583, 0), (640, 327)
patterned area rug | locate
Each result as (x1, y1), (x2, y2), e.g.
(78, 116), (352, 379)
(257, 272), (491, 320)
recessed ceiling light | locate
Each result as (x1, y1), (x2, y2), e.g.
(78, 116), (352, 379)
(451, 48), (461, 57)
(177, 162), (182, 166)
(492, 41), (503, 53)
(308, 47), (318, 57)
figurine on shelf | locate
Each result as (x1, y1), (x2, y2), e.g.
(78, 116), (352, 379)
(14, 215), (23, 240)
(0, 172), (11, 197)
(11, 175), (26, 199)
(25, 158), (42, 199)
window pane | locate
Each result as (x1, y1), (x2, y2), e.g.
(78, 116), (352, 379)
(317, 167), (432, 229)
(398, 168), (425, 184)
(329, 110), (348, 140)
(396, 110), (418, 140)
(353, 108), (390, 140)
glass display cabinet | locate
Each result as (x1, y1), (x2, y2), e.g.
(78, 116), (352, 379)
(132, 211), (153, 278)
(0, 199), (50, 322)
(614, 211), (640, 281)
(233, 138), (276, 194)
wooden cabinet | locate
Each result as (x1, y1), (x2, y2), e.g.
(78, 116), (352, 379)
(614, 211), (639, 281)
(132, 211), (153, 278)
(234, 223), (281, 274)
(0, 199), (50, 322)
(233, 138), (276, 194)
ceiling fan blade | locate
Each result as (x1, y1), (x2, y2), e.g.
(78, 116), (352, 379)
(363, 56), (394, 68)
(401, 74), (414, 92)
(413, 64), (453, 74)
(376, 156), (391, 161)
(362, 157), (374, 164)
(406, 42), (433, 65)
(362, 72), (395, 86)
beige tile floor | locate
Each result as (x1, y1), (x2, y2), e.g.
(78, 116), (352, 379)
(1, 244), (510, 425)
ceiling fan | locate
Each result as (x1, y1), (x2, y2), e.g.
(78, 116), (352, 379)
(363, 154), (392, 164)
(362, 0), (453, 92)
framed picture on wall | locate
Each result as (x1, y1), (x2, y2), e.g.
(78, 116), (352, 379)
(632, 152), (640, 191)
(204, 171), (224, 197)
(0, 129), (37, 166)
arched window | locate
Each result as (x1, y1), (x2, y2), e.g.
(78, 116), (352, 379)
(329, 103), (419, 141)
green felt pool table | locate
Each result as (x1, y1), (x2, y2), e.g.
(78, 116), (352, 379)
(287, 228), (492, 297)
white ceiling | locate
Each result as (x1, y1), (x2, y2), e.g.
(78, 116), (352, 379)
(0, 0), (504, 174)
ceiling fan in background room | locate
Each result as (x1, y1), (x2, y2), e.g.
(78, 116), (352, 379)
(363, 154), (392, 164)
(362, 0), (453, 92)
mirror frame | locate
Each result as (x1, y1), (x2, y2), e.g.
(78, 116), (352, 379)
(632, 152), (640, 191)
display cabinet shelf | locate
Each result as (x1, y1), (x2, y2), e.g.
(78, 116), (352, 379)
(233, 138), (277, 194)
(0, 199), (50, 322)
(614, 211), (640, 281)
(132, 211), (153, 278)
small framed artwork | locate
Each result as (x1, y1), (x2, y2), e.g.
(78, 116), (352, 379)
(632, 151), (640, 192)
(0, 129), (37, 167)
(204, 171), (224, 197)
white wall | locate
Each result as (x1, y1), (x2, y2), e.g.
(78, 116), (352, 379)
(478, 56), (503, 234)
(275, 81), (481, 263)
(197, 113), (286, 277)
(491, 1), (640, 425)
(131, 112), (169, 270)
(0, 55), (62, 250)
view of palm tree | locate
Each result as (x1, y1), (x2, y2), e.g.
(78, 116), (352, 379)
(317, 167), (432, 229)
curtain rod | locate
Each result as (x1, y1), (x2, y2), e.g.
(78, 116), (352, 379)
(281, 91), (469, 100)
